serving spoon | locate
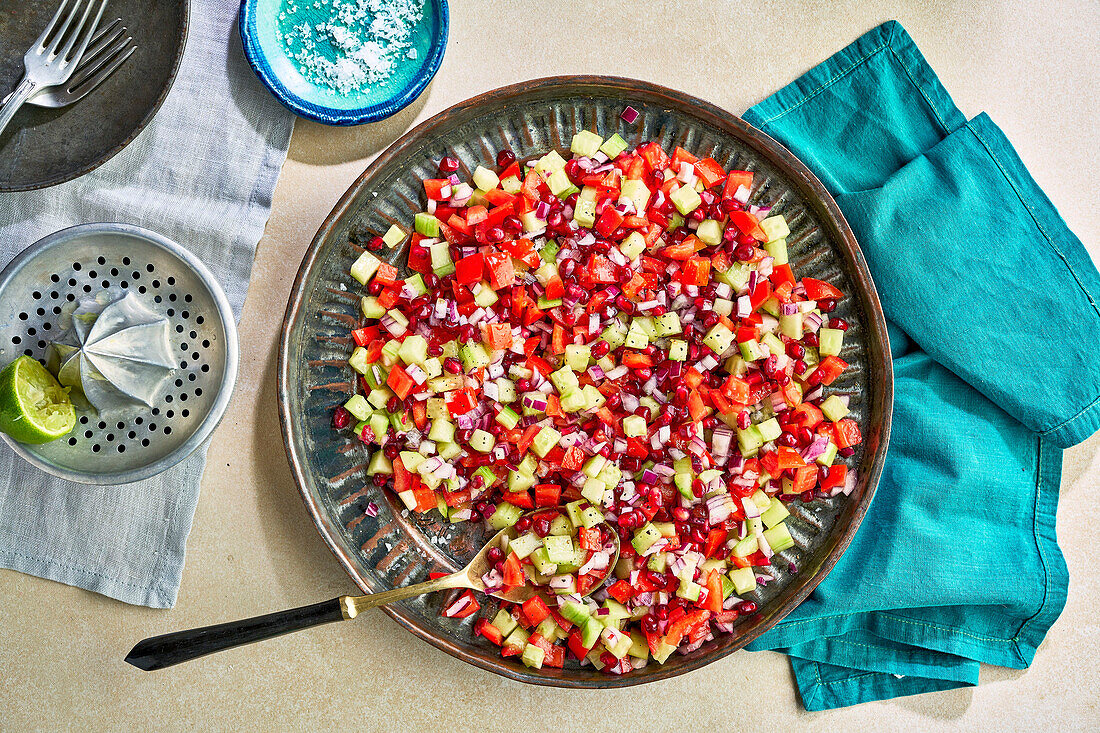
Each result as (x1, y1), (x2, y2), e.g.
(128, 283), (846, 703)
(125, 514), (620, 671)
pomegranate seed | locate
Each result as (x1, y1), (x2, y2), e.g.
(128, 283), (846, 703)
(592, 340), (610, 359)
(641, 614), (660, 634)
(459, 324), (476, 341)
(373, 474), (388, 486)
(503, 215), (523, 233)
(818, 298), (837, 313)
(801, 489), (815, 502)
(332, 406), (351, 429)
(778, 431), (797, 447)
(487, 226), (505, 243)
(367, 281), (383, 296)
(444, 357), (463, 374)
(738, 601), (758, 614)
(802, 333), (819, 348)
(829, 317), (850, 331)
(797, 427), (813, 445)
(534, 516), (552, 537)
(438, 156), (459, 173)
(367, 236), (385, 251)
(496, 149), (516, 168)
(514, 517), (531, 532)
(786, 342), (805, 359)
(839, 446), (856, 457)
(383, 444), (399, 460)
(559, 258), (577, 279)
(487, 546), (504, 564)
(734, 244), (755, 262)
(547, 211), (564, 228)
(564, 159), (582, 182)
(737, 410), (751, 429)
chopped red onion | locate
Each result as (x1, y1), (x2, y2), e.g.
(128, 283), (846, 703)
(621, 105), (639, 123)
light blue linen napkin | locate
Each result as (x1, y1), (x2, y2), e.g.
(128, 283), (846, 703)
(0, 0), (293, 608)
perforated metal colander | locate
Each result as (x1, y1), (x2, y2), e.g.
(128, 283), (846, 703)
(0, 223), (238, 484)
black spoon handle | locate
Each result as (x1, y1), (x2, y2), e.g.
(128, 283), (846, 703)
(125, 598), (346, 671)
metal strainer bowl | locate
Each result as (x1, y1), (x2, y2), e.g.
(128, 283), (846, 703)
(0, 223), (238, 484)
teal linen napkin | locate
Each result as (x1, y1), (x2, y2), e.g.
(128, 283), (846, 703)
(743, 20), (1097, 709)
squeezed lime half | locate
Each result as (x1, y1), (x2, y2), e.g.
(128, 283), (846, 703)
(0, 356), (76, 444)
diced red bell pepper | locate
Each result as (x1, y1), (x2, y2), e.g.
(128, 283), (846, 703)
(670, 146), (698, 167)
(533, 483), (561, 508)
(386, 364), (415, 399)
(704, 528), (728, 559)
(701, 569), (723, 612)
(819, 464), (848, 492)
(770, 263), (796, 287)
(455, 253), (484, 285)
(499, 161), (522, 182)
(465, 205), (488, 225)
(586, 254), (618, 283)
(727, 210), (766, 241)
(567, 630), (592, 659)
(483, 322), (513, 350)
(544, 275), (565, 301)
(442, 589), (481, 618)
(521, 596), (551, 626)
(606, 579), (635, 604)
(561, 445), (585, 471)
(803, 277), (845, 301)
(445, 388), (477, 416)
(475, 618), (504, 646)
(502, 552), (524, 586)
(663, 609), (709, 647)
(406, 235), (432, 275)
(374, 262), (400, 286)
(411, 400), (427, 430)
(423, 178), (451, 200)
(813, 355), (849, 386)
(775, 446), (807, 470)
(412, 486), (436, 512)
(483, 250), (515, 289)
(693, 157), (725, 188)
(790, 403), (824, 429)
(680, 256), (711, 287)
(594, 206), (624, 237)
(721, 170), (754, 199)
(350, 326), (376, 347)
(637, 142), (670, 171)
(544, 645), (565, 668)
(376, 285), (400, 310)
(577, 526), (601, 551)
(835, 418), (863, 448)
(791, 465), (817, 494)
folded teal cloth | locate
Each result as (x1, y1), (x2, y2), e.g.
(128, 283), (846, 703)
(743, 21), (1098, 709)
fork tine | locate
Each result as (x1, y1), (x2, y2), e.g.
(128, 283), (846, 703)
(34, 0), (73, 50)
(79, 18), (125, 63)
(67, 35), (133, 94)
(57, 0), (108, 65)
(43, 0), (85, 57)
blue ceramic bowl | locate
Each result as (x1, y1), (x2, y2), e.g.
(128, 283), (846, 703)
(239, 0), (448, 125)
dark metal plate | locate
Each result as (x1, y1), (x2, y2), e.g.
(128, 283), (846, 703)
(0, 0), (188, 191)
(278, 77), (893, 687)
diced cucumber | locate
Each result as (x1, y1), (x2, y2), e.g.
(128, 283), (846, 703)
(670, 184), (702, 214)
(621, 178), (651, 213)
(764, 238), (788, 265)
(696, 219), (724, 245)
(756, 417), (782, 442)
(472, 165), (500, 191)
(600, 133), (628, 159)
(759, 215), (790, 242)
(668, 339), (688, 361)
(343, 395), (370, 421)
(559, 600), (591, 625)
(548, 514), (573, 537)
(819, 327), (844, 357)
(631, 523), (661, 554)
(761, 497), (790, 529)
(532, 426), (561, 457)
(428, 419), (455, 443)
(350, 251), (382, 285)
(491, 609), (519, 637)
(676, 580), (701, 602)
(581, 616), (603, 648)
(570, 130), (604, 157)
(521, 644), (545, 669)
(565, 344), (591, 372)
(495, 405), (520, 429)
(622, 415), (647, 437)
(509, 532), (543, 559)
(348, 347), (370, 375)
(654, 312), (682, 336)
(779, 313), (803, 339)
(382, 224), (406, 249)
(573, 199), (596, 228)
(360, 296), (386, 320)
(763, 522), (795, 552)
(821, 394), (850, 421)
(469, 429), (495, 453)
(399, 334), (428, 366)
(414, 212), (440, 237)
(729, 566), (757, 595)
(488, 502), (523, 530)
(529, 546), (558, 575)
(581, 478), (606, 505)
(619, 230), (647, 259)
(703, 324), (734, 354)
(544, 535), (575, 564)
(547, 168), (573, 197)
(366, 451), (393, 476)
(580, 505), (604, 529)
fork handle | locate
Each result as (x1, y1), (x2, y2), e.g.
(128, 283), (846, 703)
(0, 78), (37, 138)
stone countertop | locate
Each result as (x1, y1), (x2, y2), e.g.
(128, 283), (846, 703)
(2, 1), (1099, 730)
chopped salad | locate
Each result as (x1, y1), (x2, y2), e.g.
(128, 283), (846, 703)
(333, 127), (862, 673)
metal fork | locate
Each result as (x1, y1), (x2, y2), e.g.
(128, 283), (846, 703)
(25, 18), (135, 108)
(0, 0), (109, 136)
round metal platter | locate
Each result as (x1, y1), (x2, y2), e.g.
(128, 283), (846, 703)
(279, 76), (892, 687)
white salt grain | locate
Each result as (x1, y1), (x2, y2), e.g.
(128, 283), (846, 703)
(278, 0), (425, 95)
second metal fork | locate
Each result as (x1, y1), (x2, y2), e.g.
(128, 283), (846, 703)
(26, 18), (135, 108)
(0, 0), (109, 136)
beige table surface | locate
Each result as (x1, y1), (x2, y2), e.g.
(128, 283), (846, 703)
(3, 1), (1099, 730)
